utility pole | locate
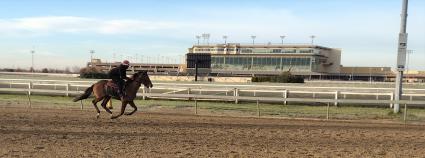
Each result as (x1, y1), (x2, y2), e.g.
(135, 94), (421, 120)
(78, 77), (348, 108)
(394, 0), (409, 113)
(30, 50), (35, 72)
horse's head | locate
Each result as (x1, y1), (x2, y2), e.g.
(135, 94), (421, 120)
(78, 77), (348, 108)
(133, 70), (153, 88)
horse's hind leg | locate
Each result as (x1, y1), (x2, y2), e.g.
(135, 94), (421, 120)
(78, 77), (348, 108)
(92, 97), (103, 119)
(125, 101), (137, 116)
(111, 101), (128, 119)
(101, 96), (113, 114)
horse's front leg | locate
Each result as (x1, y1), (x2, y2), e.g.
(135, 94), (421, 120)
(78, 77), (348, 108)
(125, 101), (137, 115)
(111, 100), (128, 119)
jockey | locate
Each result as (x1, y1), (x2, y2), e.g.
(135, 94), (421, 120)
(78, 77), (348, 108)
(108, 60), (131, 98)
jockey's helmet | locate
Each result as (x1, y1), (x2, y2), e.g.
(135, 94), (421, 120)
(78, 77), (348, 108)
(122, 60), (130, 66)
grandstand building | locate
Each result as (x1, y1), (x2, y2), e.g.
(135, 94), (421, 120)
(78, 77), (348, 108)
(187, 43), (341, 76)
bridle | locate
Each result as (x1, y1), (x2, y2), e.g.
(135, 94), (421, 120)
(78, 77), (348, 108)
(132, 73), (149, 87)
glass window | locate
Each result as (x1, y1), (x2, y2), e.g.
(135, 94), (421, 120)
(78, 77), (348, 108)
(266, 57), (272, 65)
(261, 58), (267, 65)
(272, 49), (281, 53)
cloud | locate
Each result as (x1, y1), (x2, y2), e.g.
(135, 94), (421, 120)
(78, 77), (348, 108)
(0, 16), (182, 36)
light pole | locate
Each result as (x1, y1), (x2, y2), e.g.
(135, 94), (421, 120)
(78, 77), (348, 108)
(310, 35), (316, 45)
(280, 35), (286, 44)
(30, 50), (35, 72)
(196, 35), (201, 45)
(251, 35), (256, 45)
(394, 0), (409, 113)
(89, 50), (95, 62)
(202, 33), (210, 45)
(223, 35), (228, 44)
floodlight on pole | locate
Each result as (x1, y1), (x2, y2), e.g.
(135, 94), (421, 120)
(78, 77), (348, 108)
(196, 35), (201, 45)
(310, 35), (316, 45)
(394, 0), (409, 113)
(251, 35), (256, 45)
(202, 33), (210, 45)
(280, 35), (286, 44)
(89, 50), (95, 62)
(223, 35), (228, 44)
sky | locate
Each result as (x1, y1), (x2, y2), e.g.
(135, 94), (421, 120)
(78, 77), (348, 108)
(0, 0), (424, 70)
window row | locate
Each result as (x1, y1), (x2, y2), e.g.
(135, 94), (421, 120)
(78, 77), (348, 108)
(211, 57), (311, 66)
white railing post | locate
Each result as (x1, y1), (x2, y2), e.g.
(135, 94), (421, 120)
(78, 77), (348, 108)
(28, 82), (32, 96)
(142, 87), (146, 100)
(334, 91), (339, 106)
(66, 83), (70, 97)
(404, 104), (407, 123)
(187, 88), (191, 101)
(257, 99), (260, 118)
(195, 98), (198, 115)
(234, 88), (239, 104)
(283, 90), (288, 105)
(390, 92), (394, 108)
(326, 102), (330, 120)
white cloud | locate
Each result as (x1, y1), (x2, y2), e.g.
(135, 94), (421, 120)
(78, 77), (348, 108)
(0, 16), (182, 36)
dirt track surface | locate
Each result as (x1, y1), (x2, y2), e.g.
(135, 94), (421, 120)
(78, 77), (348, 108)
(1, 107), (425, 157)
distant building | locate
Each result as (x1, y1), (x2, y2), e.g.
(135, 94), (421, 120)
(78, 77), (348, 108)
(188, 43), (341, 76)
(339, 66), (393, 81)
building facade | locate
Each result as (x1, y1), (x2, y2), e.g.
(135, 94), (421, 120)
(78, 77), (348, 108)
(188, 43), (341, 76)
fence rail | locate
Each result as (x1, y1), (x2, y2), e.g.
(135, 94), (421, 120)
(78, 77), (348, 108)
(1, 79), (425, 106)
(2, 79), (425, 123)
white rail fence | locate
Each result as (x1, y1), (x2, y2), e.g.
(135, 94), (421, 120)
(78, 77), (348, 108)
(1, 79), (425, 122)
(1, 78), (425, 106)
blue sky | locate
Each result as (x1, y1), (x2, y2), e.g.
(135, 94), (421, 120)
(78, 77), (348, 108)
(0, 0), (424, 70)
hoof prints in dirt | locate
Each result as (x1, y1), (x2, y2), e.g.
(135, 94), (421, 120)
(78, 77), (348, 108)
(0, 107), (425, 157)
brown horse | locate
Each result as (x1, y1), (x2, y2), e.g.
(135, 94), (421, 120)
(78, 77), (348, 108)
(73, 71), (153, 119)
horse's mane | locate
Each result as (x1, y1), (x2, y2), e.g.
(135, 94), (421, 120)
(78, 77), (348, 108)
(131, 72), (139, 78)
(125, 72), (139, 84)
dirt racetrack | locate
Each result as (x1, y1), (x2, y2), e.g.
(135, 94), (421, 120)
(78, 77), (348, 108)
(1, 106), (425, 157)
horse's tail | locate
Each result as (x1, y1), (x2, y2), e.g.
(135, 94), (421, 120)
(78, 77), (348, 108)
(73, 85), (94, 102)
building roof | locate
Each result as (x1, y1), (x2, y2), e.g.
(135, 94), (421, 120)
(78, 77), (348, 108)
(192, 43), (336, 50)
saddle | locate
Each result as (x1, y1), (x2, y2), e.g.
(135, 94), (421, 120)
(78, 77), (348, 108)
(105, 81), (120, 98)
(106, 81), (119, 89)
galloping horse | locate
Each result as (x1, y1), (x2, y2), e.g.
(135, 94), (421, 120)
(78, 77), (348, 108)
(73, 71), (153, 119)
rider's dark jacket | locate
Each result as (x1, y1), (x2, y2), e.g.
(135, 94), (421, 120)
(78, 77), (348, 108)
(108, 64), (129, 95)
(109, 64), (128, 80)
